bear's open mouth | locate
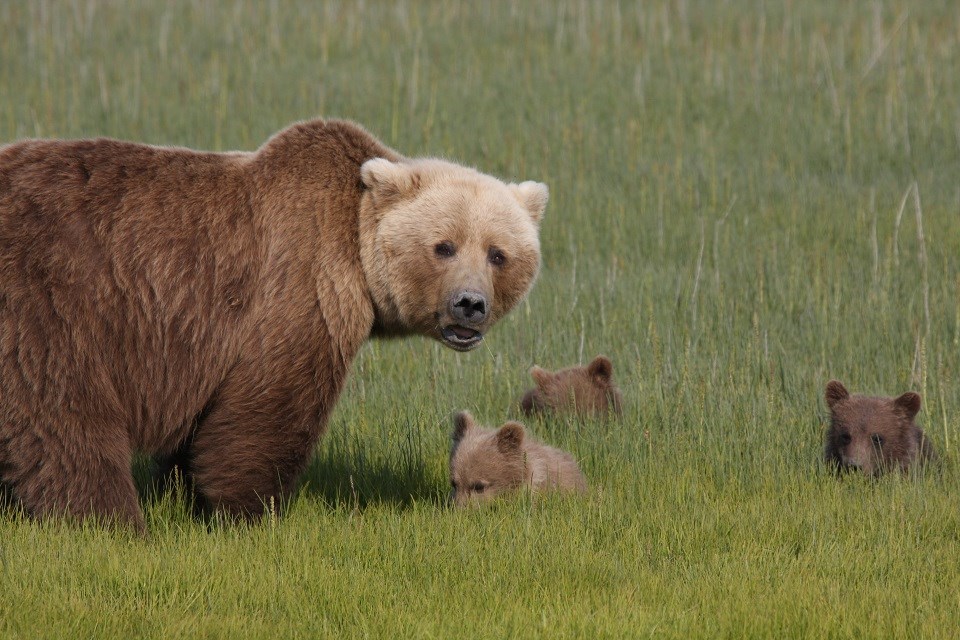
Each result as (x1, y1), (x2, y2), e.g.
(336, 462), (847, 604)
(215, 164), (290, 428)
(441, 325), (483, 351)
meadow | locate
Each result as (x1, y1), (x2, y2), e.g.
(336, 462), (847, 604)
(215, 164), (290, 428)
(2, 1), (960, 637)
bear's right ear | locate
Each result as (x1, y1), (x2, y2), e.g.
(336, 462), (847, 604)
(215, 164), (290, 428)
(452, 411), (476, 441)
(825, 380), (850, 409)
(587, 355), (613, 383)
(361, 158), (420, 206)
(496, 422), (525, 453)
(893, 391), (922, 419)
(510, 181), (549, 225)
(530, 365), (552, 389)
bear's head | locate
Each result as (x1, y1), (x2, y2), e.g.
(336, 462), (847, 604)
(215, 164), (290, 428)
(359, 158), (546, 351)
(448, 411), (528, 507)
(823, 380), (922, 475)
(520, 355), (623, 417)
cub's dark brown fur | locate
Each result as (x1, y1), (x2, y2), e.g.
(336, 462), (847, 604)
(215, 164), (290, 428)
(823, 380), (936, 475)
(0, 119), (547, 530)
(520, 355), (623, 418)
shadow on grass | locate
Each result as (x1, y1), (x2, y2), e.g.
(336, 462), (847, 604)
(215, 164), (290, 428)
(0, 479), (20, 517)
(298, 448), (442, 510)
(1, 447), (439, 533)
(130, 445), (442, 520)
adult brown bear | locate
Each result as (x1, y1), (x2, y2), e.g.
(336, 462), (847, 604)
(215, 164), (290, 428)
(0, 119), (547, 530)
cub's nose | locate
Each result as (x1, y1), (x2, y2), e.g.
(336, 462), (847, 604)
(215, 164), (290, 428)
(450, 291), (488, 325)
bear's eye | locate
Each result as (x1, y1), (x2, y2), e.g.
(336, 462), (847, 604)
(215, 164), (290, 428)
(488, 248), (506, 267)
(435, 242), (456, 258)
(450, 480), (458, 489)
(471, 482), (487, 493)
(871, 434), (884, 447)
(838, 432), (852, 446)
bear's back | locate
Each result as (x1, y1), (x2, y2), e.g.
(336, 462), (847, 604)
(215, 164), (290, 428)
(525, 439), (587, 493)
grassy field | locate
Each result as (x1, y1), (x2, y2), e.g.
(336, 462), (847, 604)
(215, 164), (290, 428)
(2, 0), (960, 637)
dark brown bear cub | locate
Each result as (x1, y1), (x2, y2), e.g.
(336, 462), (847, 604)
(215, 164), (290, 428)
(519, 355), (623, 418)
(823, 380), (936, 475)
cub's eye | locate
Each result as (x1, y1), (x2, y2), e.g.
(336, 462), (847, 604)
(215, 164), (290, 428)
(450, 480), (458, 489)
(471, 483), (487, 493)
(487, 248), (506, 267)
(838, 432), (852, 446)
(435, 242), (456, 258)
(871, 434), (884, 447)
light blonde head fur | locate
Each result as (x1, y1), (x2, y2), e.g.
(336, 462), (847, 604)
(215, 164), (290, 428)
(359, 158), (546, 351)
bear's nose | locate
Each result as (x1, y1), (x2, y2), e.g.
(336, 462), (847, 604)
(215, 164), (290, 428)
(450, 291), (487, 325)
(842, 459), (862, 471)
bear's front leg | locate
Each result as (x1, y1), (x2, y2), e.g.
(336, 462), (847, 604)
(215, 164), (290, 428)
(188, 373), (327, 521)
(9, 425), (144, 531)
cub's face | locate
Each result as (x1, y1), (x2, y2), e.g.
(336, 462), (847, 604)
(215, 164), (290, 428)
(824, 380), (921, 475)
(360, 158), (546, 351)
(448, 412), (527, 507)
(521, 355), (622, 417)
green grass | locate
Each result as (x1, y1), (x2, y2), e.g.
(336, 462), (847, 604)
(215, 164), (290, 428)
(2, 0), (960, 637)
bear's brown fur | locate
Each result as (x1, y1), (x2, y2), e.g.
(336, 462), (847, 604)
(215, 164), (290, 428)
(448, 411), (586, 507)
(520, 355), (623, 417)
(0, 119), (547, 529)
(823, 380), (936, 475)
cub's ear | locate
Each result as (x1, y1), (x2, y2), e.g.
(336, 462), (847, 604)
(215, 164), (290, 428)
(520, 389), (539, 415)
(452, 411), (476, 441)
(587, 355), (613, 383)
(510, 181), (549, 225)
(825, 380), (850, 409)
(360, 158), (420, 205)
(893, 392), (922, 418)
(496, 421), (526, 453)
(530, 365), (552, 389)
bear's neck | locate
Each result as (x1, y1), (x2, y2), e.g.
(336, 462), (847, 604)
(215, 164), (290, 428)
(357, 196), (406, 337)
(249, 121), (400, 357)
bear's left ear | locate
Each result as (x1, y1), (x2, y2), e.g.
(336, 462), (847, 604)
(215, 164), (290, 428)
(825, 380), (850, 409)
(452, 411), (476, 441)
(361, 158), (420, 206)
(496, 421), (525, 453)
(587, 355), (613, 383)
(530, 365), (552, 389)
(510, 181), (549, 225)
(893, 392), (922, 419)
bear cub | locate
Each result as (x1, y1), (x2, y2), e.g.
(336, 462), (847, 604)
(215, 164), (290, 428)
(520, 355), (623, 417)
(448, 411), (587, 507)
(824, 380), (936, 475)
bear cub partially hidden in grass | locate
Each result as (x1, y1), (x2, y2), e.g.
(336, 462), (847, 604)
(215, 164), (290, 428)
(448, 411), (587, 507)
(520, 355), (623, 418)
(824, 380), (936, 475)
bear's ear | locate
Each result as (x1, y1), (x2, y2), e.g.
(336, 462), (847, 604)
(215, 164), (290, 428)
(530, 365), (552, 389)
(893, 391), (921, 419)
(361, 158), (420, 205)
(510, 181), (549, 225)
(452, 411), (476, 441)
(496, 421), (525, 453)
(587, 355), (613, 383)
(825, 380), (850, 409)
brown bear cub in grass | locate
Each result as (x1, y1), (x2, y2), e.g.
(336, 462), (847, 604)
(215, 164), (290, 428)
(520, 355), (623, 417)
(0, 119), (548, 530)
(824, 380), (936, 475)
(448, 411), (587, 507)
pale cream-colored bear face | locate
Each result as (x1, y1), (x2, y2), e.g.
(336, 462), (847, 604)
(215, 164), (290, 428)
(359, 158), (546, 351)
